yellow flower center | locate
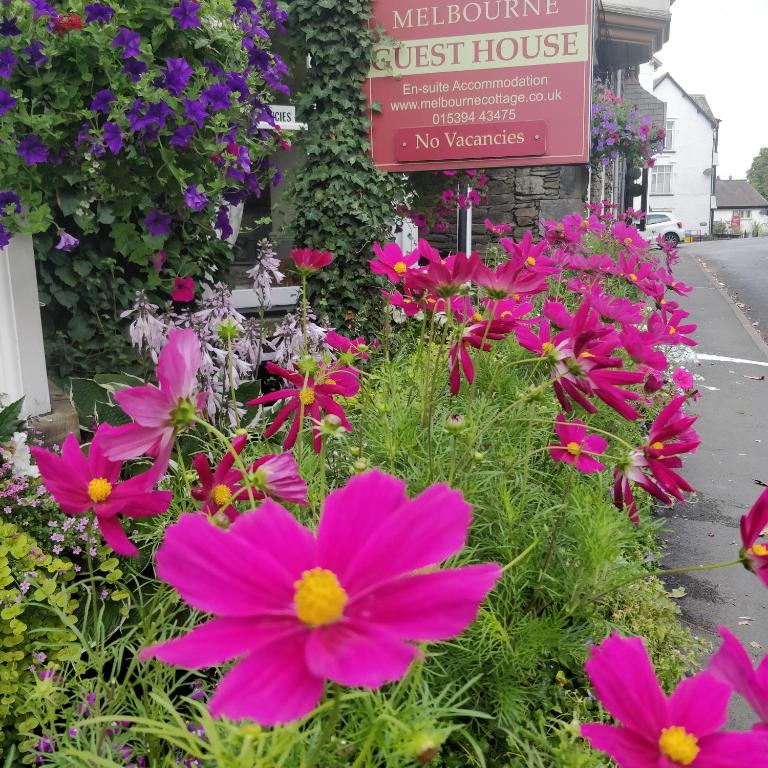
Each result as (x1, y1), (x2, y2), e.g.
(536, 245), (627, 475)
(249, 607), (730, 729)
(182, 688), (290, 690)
(582, 219), (590, 228)
(88, 477), (112, 504)
(294, 568), (348, 627)
(393, 261), (408, 274)
(212, 484), (232, 507)
(661, 298), (668, 305)
(624, 237), (634, 246)
(500, 310), (512, 318)
(751, 543), (768, 557)
(299, 387), (315, 406)
(472, 312), (484, 322)
(668, 326), (677, 335)
(629, 273), (638, 282)
(526, 256), (536, 266)
(323, 378), (337, 387)
(651, 441), (665, 451)
(579, 351), (594, 358)
(513, 293), (521, 301)
(541, 342), (555, 354)
(566, 442), (582, 457)
(658, 726), (700, 765)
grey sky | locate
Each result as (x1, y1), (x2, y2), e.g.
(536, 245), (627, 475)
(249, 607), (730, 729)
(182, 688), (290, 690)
(652, 0), (768, 179)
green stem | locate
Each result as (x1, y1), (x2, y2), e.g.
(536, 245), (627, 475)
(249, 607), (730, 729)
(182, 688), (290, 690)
(501, 537), (540, 573)
(302, 274), (308, 356)
(305, 685), (343, 768)
(227, 336), (241, 430)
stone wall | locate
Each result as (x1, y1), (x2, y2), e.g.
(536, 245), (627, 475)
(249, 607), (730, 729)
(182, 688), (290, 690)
(426, 164), (589, 253)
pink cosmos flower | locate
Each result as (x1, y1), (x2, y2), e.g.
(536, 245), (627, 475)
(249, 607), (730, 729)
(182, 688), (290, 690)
(405, 251), (481, 299)
(31, 428), (172, 557)
(501, 230), (559, 274)
(709, 626), (768, 729)
(609, 251), (658, 294)
(740, 488), (768, 588)
(542, 219), (581, 248)
(140, 470), (501, 725)
(381, 289), (424, 318)
(483, 218), (512, 236)
(291, 247), (333, 275)
(191, 434), (248, 521)
(248, 452), (308, 506)
(447, 301), (515, 395)
(326, 330), (369, 361)
(581, 633), (768, 766)
(171, 276), (195, 303)
(562, 212), (606, 239)
(549, 415), (607, 474)
(610, 221), (648, 253)
(248, 361), (360, 452)
(672, 368), (695, 391)
(474, 259), (548, 300)
(369, 242), (419, 283)
(645, 307), (697, 348)
(99, 329), (205, 467)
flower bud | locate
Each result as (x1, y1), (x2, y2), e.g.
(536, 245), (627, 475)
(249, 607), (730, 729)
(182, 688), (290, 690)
(217, 318), (239, 342)
(296, 355), (318, 376)
(472, 451), (484, 462)
(319, 414), (343, 436)
(444, 414), (467, 435)
(351, 457), (369, 474)
(349, 446), (361, 457)
(404, 730), (445, 766)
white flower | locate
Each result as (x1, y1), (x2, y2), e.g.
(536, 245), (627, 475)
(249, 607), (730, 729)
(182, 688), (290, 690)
(9, 432), (39, 478)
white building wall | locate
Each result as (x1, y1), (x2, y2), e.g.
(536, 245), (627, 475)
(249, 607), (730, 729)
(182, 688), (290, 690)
(714, 208), (768, 235)
(646, 77), (716, 236)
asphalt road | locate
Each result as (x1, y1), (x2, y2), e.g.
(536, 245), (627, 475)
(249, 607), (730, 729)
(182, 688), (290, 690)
(656, 240), (768, 728)
(690, 237), (768, 343)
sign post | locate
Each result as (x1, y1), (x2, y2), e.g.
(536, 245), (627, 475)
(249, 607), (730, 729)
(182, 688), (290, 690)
(366, 0), (593, 171)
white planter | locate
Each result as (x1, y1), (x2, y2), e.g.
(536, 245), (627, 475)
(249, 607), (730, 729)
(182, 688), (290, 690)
(0, 235), (51, 417)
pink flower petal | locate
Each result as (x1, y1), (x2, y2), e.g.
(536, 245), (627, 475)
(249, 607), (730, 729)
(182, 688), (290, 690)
(99, 423), (163, 462)
(155, 506), (314, 617)
(580, 724), (660, 767)
(709, 627), (768, 722)
(584, 634), (668, 737)
(209, 631), (322, 726)
(30, 444), (90, 514)
(317, 470), (471, 595)
(347, 564), (500, 641)
(306, 619), (417, 688)
(575, 454), (606, 474)
(141, 616), (298, 668)
(98, 515), (139, 557)
(667, 672), (731, 737)
(88, 428), (123, 483)
(114, 385), (172, 428)
(110, 479), (173, 518)
(156, 328), (201, 402)
(696, 731), (768, 768)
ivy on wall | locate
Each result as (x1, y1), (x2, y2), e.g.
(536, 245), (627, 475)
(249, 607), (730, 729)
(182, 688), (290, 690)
(286, 0), (407, 331)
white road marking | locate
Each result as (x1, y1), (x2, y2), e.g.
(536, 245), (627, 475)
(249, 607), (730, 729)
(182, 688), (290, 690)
(696, 353), (768, 368)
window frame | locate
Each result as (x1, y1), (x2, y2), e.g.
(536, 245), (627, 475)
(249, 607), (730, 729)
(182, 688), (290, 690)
(650, 164), (673, 195)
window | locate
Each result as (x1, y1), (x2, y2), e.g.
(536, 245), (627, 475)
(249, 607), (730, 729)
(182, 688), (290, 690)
(734, 209), (753, 219)
(664, 120), (675, 151)
(646, 214), (671, 225)
(651, 165), (673, 195)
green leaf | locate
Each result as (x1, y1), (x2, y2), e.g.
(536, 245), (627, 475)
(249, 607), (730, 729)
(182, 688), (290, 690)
(57, 190), (81, 217)
(0, 398), (24, 443)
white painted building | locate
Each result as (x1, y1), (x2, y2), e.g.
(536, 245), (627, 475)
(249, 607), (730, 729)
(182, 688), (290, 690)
(639, 70), (719, 237)
(714, 178), (768, 235)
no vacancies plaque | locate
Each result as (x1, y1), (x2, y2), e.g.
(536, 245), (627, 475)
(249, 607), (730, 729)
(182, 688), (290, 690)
(366, 0), (593, 171)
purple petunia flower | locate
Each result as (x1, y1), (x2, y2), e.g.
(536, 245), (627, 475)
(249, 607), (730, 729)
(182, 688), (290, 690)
(182, 98), (207, 128)
(146, 100), (173, 129)
(21, 40), (48, 68)
(0, 16), (21, 36)
(90, 89), (115, 114)
(0, 47), (16, 80)
(203, 59), (224, 78)
(55, 230), (79, 252)
(0, 192), (21, 216)
(0, 223), (11, 249)
(17, 134), (49, 165)
(112, 27), (141, 59)
(0, 88), (15, 115)
(202, 84), (231, 112)
(103, 122), (122, 154)
(170, 0), (201, 30)
(84, 4), (115, 23)
(144, 210), (172, 237)
(27, 1), (57, 20)
(160, 57), (193, 97)
(214, 205), (233, 241)
(183, 185), (208, 212)
(225, 71), (249, 102)
(122, 59), (147, 81)
(170, 125), (195, 149)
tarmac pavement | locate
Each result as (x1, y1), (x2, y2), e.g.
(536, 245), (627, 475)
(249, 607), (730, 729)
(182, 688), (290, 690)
(655, 240), (768, 728)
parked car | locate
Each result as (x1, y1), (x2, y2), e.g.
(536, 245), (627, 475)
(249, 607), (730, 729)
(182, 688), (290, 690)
(641, 212), (685, 246)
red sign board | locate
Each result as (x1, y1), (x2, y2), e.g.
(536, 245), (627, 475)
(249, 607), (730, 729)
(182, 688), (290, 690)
(366, 0), (594, 171)
(731, 212), (741, 230)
